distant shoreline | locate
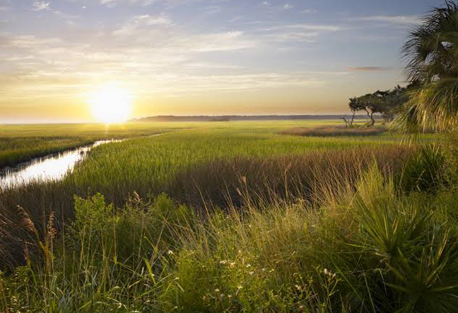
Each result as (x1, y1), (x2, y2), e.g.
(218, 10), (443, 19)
(132, 114), (382, 122)
(0, 115), (383, 125)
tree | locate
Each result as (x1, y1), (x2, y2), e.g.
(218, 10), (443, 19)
(348, 87), (408, 127)
(395, 1), (458, 132)
(345, 97), (364, 127)
(381, 86), (410, 121)
(359, 91), (386, 126)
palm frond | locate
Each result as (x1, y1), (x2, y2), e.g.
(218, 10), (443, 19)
(392, 78), (458, 132)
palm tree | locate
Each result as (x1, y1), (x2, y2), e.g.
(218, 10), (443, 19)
(394, 1), (458, 132)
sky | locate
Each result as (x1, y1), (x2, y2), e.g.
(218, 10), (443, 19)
(0, 0), (446, 123)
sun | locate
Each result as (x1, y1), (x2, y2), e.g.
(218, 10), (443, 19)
(87, 84), (132, 124)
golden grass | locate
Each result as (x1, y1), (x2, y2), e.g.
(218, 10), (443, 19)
(282, 126), (386, 137)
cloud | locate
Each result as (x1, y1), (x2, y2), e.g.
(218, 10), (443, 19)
(283, 3), (293, 10)
(264, 32), (318, 43)
(0, 8), (259, 100)
(128, 72), (328, 96)
(0, 29), (323, 100)
(112, 14), (172, 36)
(97, 0), (216, 6)
(256, 24), (341, 43)
(2, 3), (350, 104)
(32, 1), (51, 11)
(133, 14), (172, 26)
(186, 62), (244, 70)
(354, 15), (420, 25)
(188, 31), (255, 52)
(348, 66), (393, 72)
(96, 0), (164, 7)
(260, 24), (342, 32)
(0, 34), (62, 49)
(30, 1), (79, 21)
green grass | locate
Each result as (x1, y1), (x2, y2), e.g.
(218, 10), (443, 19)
(0, 122), (412, 219)
(2, 164), (457, 312)
(0, 122), (186, 168)
(68, 127), (399, 194)
(0, 120), (427, 170)
(0, 120), (451, 312)
(282, 125), (386, 137)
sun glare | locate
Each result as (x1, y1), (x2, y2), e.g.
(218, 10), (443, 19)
(88, 85), (132, 124)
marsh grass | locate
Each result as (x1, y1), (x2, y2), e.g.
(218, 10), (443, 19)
(2, 160), (458, 312)
(0, 137), (94, 169)
(171, 146), (413, 209)
(0, 122), (180, 169)
(0, 122), (451, 312)
(0, 134), (412, 270)
(282, 126), (386, 137)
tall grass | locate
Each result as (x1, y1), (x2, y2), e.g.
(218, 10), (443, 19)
(0, 122), (180, 168)
(1, 158), (457, 312)
(0, 130), (412, 269)
(0, 122), (449, 312)
(0, 137), (94, 168)
(282, 126), (386, 137)
(171, 146), (412, 209)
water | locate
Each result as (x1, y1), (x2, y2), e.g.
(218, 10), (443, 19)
(0, 139), (123, 189)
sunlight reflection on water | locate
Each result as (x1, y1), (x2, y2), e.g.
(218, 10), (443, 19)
(0, 139), (122, 189)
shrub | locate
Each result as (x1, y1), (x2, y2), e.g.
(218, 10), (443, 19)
(399, 145), (446, 193)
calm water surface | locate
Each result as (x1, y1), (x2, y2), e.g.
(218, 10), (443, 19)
(0, 139), (123, 189)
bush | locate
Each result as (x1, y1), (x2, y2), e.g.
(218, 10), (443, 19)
(399, 145), (446, 193)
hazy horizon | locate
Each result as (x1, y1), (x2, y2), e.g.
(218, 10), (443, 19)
(0, 0), (444, 123)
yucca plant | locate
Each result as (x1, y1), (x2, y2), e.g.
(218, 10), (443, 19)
(351, 167), (458, 312)
(399, 145), (446, 193)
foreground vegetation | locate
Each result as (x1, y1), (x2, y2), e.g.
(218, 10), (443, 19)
(0, 120), (453, 312)
(2, 2), (458, 310)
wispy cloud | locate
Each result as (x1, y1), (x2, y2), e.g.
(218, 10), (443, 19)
(97, 0), (225, 7)
(195, 31), (255, 52)
(283, 3), (293, 10)
(1, 0), (421, 117)
(111, 14), (255, 51)
(100, 0), (155, 6)
(348, 66), (393, 72)
(260, 24), (342, 32)
(186, 62), (244, 70)
(255, 23), (341, 43)
(32, 1), (51, 11)
(0, 9), (260, 100)
(354, 15), (420, 25)
(30, 1), (79, 21)
(113, 14), (172, 35)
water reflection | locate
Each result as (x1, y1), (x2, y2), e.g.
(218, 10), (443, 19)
(0, 139), (122, 189)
